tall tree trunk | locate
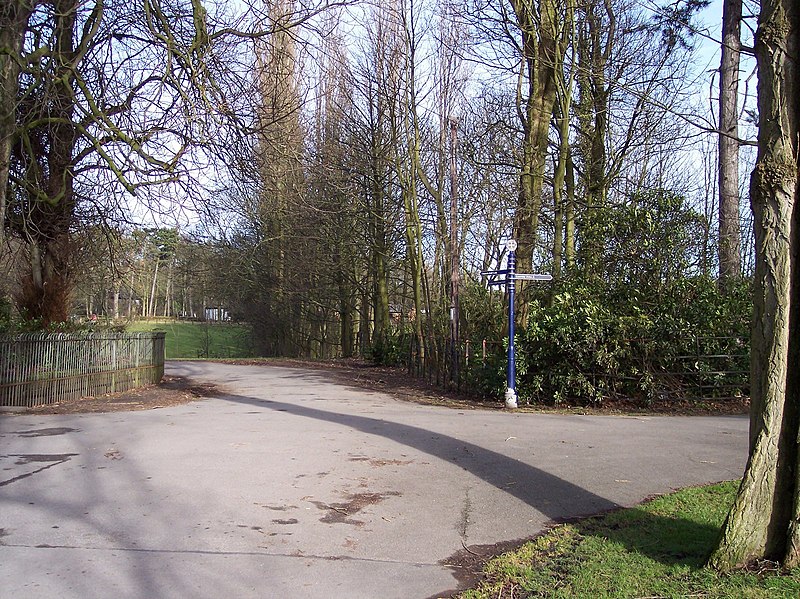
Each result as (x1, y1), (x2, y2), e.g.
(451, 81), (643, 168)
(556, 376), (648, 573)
(510, 0), (571, 326)
(163, 258), (174, 317)
(149, 259), (160, 318)
(11, 0), (86, 325)
(718, 0), (743, 284)
(708, 0), (800, 570)
(359, 271), (371, 354)
(552, 14), (575, 283)
(113, 285), (120, 320)
(449, 118), (460, 382)
(127, 269), (135, 317)
(371, 179), (391, 352)
(0, 2), (31, 251)
(400, 180), (426, 361)
(575, 0), (615, 277)
(565, 151), (577, 271)
(187, 280), (193, 318)
(340, 284), (354, 358)
(397, 8), (436, 363)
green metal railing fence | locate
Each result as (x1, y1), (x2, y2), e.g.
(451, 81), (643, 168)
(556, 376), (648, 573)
(0, 332), (166, 408)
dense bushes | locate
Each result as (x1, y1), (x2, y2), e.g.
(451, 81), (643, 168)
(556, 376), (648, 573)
(377, 192), (752, 406)
(372, 275), (751, 405)
(506, 276), (751, 404)
(506, 191), (751, 405)
(368, 334), (409, 367)
(371, 276), (752, 406)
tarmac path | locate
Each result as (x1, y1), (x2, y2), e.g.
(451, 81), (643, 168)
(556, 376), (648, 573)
(1, 361), (748, 598)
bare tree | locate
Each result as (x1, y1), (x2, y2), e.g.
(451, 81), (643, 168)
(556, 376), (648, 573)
(509, 0), (572, 309)
(3, 1), (221, 324)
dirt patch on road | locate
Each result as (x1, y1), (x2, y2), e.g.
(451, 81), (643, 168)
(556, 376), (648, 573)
(10, 375), (220, 415)
(310, 490), (403, 526)
(432, 538), (532, 599)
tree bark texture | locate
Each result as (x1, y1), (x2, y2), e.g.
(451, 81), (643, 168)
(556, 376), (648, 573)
(552, 16), (574, 282)
(709, 0), (799, 570)
(718, 0), (744, 283)
(575, 0), (614, 276)
(12, 1), (83, 324)
(510, 0), (570, 327)
(0, 2), (31, 251)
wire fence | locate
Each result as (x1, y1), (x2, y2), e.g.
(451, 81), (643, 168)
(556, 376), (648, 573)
(403, 335), (505, 394)
(668, 335), (749, 400)
(0, 332), (166, 408)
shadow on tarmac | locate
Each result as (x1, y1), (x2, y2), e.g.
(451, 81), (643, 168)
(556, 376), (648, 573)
(206, 389), (619, 523)
(0, 414), (236, 598)
(208, 387), (729, 594)
(173, 362), (736, 573)
(2, 361), (739, 598)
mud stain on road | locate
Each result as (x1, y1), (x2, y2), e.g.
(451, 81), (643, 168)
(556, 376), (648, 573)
(311, 491), (402, 526)
(258, 504), (297, 511)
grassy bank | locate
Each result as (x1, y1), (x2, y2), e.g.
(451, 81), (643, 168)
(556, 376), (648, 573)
(127, 319), (255, 359)
(460, 481), (799, 598)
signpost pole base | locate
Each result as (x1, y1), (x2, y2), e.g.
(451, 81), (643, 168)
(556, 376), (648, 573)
(504, 388), (518, 409)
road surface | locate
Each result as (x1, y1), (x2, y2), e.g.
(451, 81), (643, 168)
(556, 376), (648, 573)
(1, 361), (748, 598)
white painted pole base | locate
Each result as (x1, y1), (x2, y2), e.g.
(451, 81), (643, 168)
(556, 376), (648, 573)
(504, 388), (518, 409)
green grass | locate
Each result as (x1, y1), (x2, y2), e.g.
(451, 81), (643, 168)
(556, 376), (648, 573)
(127, 319), (255, 359)
(460, 481), (800, 599)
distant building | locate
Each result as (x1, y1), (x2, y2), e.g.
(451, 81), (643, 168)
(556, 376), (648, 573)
(205, 307), (229, 321)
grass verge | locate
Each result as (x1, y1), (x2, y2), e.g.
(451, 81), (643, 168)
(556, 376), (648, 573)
(127, 320), (255, 359)
(459, 481), (799, 598)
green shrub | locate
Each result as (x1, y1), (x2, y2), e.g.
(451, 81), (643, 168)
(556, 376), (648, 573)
(514, 277), (751, 405)
(368, 334), (409, 367)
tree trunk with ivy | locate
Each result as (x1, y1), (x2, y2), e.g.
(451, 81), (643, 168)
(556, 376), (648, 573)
(708, 0), (800, 570)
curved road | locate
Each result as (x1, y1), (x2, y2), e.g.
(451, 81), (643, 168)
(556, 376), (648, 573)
(1, 361), (748, 598)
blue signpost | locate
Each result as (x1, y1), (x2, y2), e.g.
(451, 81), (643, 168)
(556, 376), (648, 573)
(482, 239), (552, 408)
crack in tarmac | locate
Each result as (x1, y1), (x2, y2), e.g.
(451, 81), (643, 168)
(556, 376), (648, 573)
(458, 486), (472, 541)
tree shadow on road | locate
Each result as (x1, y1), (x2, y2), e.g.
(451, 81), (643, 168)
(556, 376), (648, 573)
(207, 389), (620, 524)
(207, 387), (735, 596)
(0, 414), (262, 599)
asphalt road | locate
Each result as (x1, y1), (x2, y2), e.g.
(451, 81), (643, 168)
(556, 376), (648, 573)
(1, 361), (748, 598)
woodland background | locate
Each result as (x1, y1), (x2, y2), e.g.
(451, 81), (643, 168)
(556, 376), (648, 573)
(0, 0), (756, 404)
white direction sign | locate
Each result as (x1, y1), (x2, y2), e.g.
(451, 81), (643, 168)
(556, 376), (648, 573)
(513, 273), (553, 281)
